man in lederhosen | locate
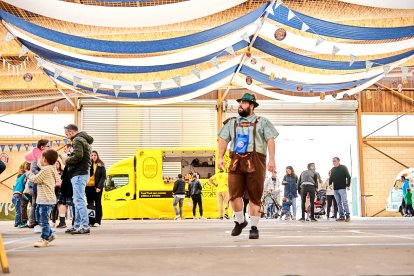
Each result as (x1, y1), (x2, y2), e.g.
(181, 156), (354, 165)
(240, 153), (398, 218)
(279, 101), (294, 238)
(217, 93), (278, 239)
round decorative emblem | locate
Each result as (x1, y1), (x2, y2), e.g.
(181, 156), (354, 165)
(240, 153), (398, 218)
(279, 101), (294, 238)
(281, 77), (287, 82)
(23, 73), (33, 82)
(397, 83), (403, 92)
(236, 141), (245, 149)
(143, 157), (158, 179)
(297, 85), (303, 91)
(246, 76), (253, 85)
(332, 92), (337, 98)
(250, 58), (257, 65)
(260, 66), (266, 72)
(0, 153), (9, 163)
(274, 28), (287, 41)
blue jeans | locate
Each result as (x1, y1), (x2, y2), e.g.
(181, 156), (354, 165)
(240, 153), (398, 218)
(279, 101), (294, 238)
(71, 174), (90, 229)
(334, 189), (350, 218)
(12, 194), (22, 226)
(38, 204), (54, 240)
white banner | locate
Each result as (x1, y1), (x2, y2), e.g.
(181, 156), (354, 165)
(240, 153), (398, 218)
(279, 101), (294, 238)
(260, 21), (414, 56)
(338, 0), (414, 9)
(3, 0), (247, 28)
(6, 23), (255, 66)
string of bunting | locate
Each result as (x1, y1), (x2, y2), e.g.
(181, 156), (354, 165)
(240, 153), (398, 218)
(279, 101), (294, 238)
(0, 138), (69, 153)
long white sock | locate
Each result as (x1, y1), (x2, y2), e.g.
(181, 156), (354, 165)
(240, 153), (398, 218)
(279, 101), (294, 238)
(250, 216), (259, 227)
(234, 211), (244, 224)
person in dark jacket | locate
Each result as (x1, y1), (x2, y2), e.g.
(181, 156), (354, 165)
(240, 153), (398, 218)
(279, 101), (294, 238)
(297, 163), (318, 222)
(86, 150), (106, 226)
(0, 159), (6, 175)
(282, 166), (298, 220)
(188, 173), (203, 219)
(172, 174), (186, 220)
(63, 124), (94, 234)
(329, 157), (351, 222)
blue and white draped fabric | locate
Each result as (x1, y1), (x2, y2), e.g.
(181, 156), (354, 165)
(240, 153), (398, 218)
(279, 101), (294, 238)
(253, 37), (414, 70)
(0, 5), (265, 54)
(43, 65), (238, 99)
(239, 66), (378, 92)
(338, 0), (414, 9)
(268, 5), (414, 40)
(2, 0), (249, 28)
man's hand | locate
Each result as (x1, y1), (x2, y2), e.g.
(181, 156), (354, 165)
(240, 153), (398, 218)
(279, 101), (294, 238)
(217, 157), (225, 171)
(267, 159), (276, 173)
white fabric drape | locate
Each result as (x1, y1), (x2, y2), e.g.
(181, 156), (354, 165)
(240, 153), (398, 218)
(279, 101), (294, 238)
(6, 23), (252, 66)
(3, 0), (247, 28)
(54, 76), (233, 106)
(260, 21), (414, 56)
(40, 55), (243, 91)
(338, 0), (414, 9)
(235, 54), (414, 102)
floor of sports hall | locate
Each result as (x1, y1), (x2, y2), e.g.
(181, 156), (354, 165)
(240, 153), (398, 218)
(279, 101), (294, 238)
(1, 217), (413, 275)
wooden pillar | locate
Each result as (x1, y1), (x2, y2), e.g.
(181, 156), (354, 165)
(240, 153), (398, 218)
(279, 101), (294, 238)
(217, 89), (223, 133)
(73, 97), (78, 125)
(357, 100), (366, 216)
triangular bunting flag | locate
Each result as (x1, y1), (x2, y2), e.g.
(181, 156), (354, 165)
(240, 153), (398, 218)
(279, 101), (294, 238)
(32, 143), (37, 148)
(365, 61), (374, 73)
(287, 10), (295, 21)
(18, 45), (29, 58)
(383, 65), (391, 76)
(349, 55), (358, 66)
(320, 92), (326, 100)
(254, 19), (263, 28)
(134, 85), (142, 98)
(54, 68), (62, 79)
(16, 144), (21, 152)
(401, 66), (409, 76)
(49, 141), (53, 148)
(3, 32), (14, 44)
(315, 36), (325, 47)
(0, 145), (5, 152)
(113, 85), (121, 97)
(56, 140), (61, 147)
(154, 82), (162, 93)
(8, 145), (13, 152)
(301, 22), (309, 32)
(209, 57), (219, 69)
(192, 68), (201, 79)
(225, 45), (235, 56)
(36, 58), (45, 70)
(63, 139), (68, 145)
(92, 82), (100, 93)
(265, 4), (275, 15)
(172, 76), (182, 88)
(73, 76), (81, 87)
(269, 72), (275, 80)
(332, 45), (340, 56)
(275, 0), (283, 9)
(24, 144), (29, 151)
(241, 33), (250, 43)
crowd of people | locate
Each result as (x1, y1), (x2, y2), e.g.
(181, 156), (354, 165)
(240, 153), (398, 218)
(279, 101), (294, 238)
(10, 124), (106, 247)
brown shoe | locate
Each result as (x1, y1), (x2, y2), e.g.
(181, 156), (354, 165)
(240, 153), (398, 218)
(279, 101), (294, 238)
(336, 217), (345, 222)
(345, 216), (351, 222)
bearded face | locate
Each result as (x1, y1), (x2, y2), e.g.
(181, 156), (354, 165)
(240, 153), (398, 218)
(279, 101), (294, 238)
(238, 104), (252, 117)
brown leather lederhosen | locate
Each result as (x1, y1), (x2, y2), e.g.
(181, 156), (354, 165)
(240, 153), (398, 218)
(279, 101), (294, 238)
(227, 117), (267, 206)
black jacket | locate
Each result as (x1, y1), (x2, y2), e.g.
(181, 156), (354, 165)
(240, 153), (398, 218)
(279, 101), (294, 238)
(173, 178), (186, 195)
(0, 160), (5, 175)
(66, 131), (94, 178)
(188, 179), (202, 196)
(60, 166), (73, 198)
(90, 164), (107, 190)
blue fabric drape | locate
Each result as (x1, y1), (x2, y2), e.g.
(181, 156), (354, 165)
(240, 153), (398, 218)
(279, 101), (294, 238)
(253, 37), (414, 70)
(0, 4), (266, 54)
(43, 66), (238, 99)
(21, 38), (248, 73)
(240, 66), (378, 92)
(268, 5), (414, 40)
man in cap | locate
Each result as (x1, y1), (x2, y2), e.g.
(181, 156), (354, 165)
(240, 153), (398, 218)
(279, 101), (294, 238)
(217, 93), (278, 239)
(62, 124), (94, 234)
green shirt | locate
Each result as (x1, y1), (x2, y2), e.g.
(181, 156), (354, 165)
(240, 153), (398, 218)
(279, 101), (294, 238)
(218, 114), (279, 155)
(406, 192), (412, 205)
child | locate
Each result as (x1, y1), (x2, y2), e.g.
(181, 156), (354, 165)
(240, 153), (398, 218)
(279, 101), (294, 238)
(280, 197), (292, 220)
(405, 188), (413, 217)
(12, 162), (30, 227)
(27, 149), (60, 248)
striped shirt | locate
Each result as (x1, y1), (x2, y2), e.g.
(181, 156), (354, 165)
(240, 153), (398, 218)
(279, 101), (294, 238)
(28, 165), (60, 205)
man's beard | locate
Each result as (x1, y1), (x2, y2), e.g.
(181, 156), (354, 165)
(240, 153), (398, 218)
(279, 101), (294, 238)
(238, 106), (251, 117)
